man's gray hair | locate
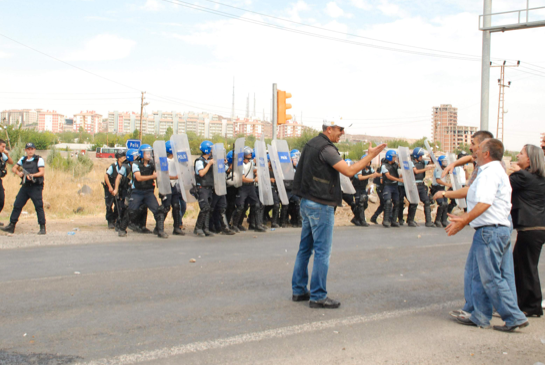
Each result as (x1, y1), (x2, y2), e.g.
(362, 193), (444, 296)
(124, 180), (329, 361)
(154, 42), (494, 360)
(322, 125), (329, 132)
(481, 138), (504, 161)
(524, 144), (545, 177)
(472, 130), (494, 143)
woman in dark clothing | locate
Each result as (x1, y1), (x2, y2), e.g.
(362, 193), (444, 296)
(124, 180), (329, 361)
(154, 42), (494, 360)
(510, 144), (545, 317)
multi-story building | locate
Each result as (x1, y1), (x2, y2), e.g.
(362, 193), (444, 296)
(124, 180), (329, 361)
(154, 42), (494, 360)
(277, 120), (303, 139)
(73, 111), (102, 135)
(37, 110), (65, 133)
(1, 109), (39, 127)
(431, 104), (477, 152)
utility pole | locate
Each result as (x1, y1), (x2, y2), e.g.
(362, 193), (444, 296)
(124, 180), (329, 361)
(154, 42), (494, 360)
(479, 0), (492, 132)
(492, 60), (519, 142)
(139, 91), (148, 141)
(272, 83), (277, 140)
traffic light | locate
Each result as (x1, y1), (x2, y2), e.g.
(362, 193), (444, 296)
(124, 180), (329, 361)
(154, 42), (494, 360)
(277, 90), (292, 125)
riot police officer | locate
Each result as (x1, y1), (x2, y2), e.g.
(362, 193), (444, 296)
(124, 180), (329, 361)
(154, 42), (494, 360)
(342, 159), (358, 226)
(0, 139), (14, 225)
(225, 150), (238, 230)
(123, 149), (152, 234)
(192, 141), (216, 237)
(431, 155), (451, 227)
(381, 150), (403, 228)
(231, 147), (263, 232)
(280, 149), (301, 228)
(119, 144), (168, 238)
(209, 152), (235, 236)
(265, 154), (280, 228)
(1, 142), (46, 234)
(407, 147), (436, 227)
(103, 150), (126, 229)
(352, 154), (380, 227)
(370, 158), (386, 224)
(164, 141), (184, 236)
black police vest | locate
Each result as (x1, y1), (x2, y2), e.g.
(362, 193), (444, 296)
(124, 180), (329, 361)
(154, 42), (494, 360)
(293, 133), (342, 206)
(0, 157), (6, 178)
(353, 167), (373, 190)
(382, 162), (399, 185)
(133, 161), (155, 191)
(195, 156), (214, 187)
(413, 160), (426, 181)
(107, 163), (119, 186)
(21, 155), (44, 186)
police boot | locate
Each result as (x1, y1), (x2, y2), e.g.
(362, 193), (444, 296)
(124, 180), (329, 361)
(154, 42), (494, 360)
(108, 221), (115, 229)
(370, 212), (379, 225)
(1, 222), (15, 233)
(358, 205), (369, 227)
(351, 205), (362, 226)
(219, 209), (236, 235)
(280, 206), (289, 228)
(138, 206), (153, 234)
(407, 204), (418, 227)
(231, 208), (243, 232)
(194, 211), (206, 237)
(154, 210), (168, 239)
(248, 206), (256, 230)
(441, 203), (450, 227)
(424, 202), (435, 228)
(254, 205), (267, 232)
(397, 202), (405, 226)
(271, 204), (280, 228)
(172, 203), (185, 236)
(203, 211), (215, 237)
(434, 205), (444, 228)
(382, 200), (392, 228)
(238, 208), (248, 231)
(391, 200), (401, 228)
(448, 200), (456, 214)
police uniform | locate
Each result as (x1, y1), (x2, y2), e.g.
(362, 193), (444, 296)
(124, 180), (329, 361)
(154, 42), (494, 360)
(231, 159), (260, 232)
(160, 156), (184, 235)
(7, 153), (46, 233)
(263, 163), (280, 228)
(352, 166), (374, 226)
(193, 155), (215, 236)
(431, 167), (449, 227)
(120, 158), (167, 238)
(397, 168), (407, 225)
(370, 166), (385, 224)
(0, 152), (8, 220)
(284, 167), (301, 228)
(104, 161), (126, 229)
(209, 163), (235, 235)
(408, 158), (435, 227)
(381, 161), (401, 227)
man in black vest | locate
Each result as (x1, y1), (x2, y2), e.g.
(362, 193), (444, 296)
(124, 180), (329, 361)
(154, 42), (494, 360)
(0, 139), (14, 226)
(193, 141), (216, 237)
(291, 118), (386, 309)
(1, 143), (46, 234)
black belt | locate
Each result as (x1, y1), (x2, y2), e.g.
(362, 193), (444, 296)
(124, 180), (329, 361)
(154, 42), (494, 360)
(474, 224), (509, 230)
(243, 182), (254, 186)
(416, 182), (425, 186)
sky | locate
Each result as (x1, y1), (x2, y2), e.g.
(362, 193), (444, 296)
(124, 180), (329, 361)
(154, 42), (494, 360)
(0, 0), (544, 150)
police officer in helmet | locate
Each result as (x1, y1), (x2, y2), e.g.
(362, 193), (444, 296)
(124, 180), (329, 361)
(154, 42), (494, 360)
(352, 154), (380, 226)
(1, 143), (46, 234)
(193, 141), (216, 237)
(380, 149), (404, 228)
(103, 150), (126, 230)
(407, 147), (436, 227)
(231, 146), (262, 232)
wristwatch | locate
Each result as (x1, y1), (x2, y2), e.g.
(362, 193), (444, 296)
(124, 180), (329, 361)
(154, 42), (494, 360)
(442, 191), (446, 198)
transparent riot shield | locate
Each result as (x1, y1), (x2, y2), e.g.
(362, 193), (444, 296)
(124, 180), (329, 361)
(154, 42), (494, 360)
(233, 137), (245, 188)
(267, 143), (289, 205)
(153, 140), (172, 196)
(447, 153), (467, 209)
(398, 146), (420, 204)
(424, 139), (442, 170)
(170, 134), (196, 203)
(254, 139), (274, 205)
(212, 143), (227, 196)
(272, 139), (295, 181)
(340, 174), (356, 194)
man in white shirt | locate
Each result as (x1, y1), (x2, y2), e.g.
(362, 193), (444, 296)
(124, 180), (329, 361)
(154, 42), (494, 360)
(446, 138), (528, 332)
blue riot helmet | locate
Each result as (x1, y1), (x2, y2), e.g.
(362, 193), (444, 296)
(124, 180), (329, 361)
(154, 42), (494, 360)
(165, 140), (172, 155)
(345, 158), (353, 166)
(138, 144), (153, 159)
(200, 140), (213, 155)
(243, 146), (253, 159)
(267, 153), (271, 162)
(385, 149), (397, 162)
(290, 149), (301, 160)
(411, 147), (425, 160)
(437, 155), (447, 167)
(126, 149), (139, 162)
(226, 150), (234, 165)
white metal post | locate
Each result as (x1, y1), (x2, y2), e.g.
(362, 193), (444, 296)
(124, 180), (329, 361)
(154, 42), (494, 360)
(480, 0), (492, 132)
(272, 83), (277, 140)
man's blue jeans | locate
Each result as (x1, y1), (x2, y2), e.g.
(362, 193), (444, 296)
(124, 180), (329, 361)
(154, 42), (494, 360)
(469, 225), (527, 327)
(292, 198), (335, 301)
(463, 215), (515, 314)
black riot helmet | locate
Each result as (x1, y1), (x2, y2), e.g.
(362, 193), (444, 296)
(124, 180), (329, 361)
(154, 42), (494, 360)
(115, 150), (126, 159)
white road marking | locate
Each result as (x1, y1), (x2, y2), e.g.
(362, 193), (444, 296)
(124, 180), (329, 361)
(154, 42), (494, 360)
(75, 299), (462, 365)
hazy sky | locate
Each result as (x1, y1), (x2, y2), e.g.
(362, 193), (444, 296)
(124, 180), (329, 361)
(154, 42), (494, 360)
(1, 0), (544, 150)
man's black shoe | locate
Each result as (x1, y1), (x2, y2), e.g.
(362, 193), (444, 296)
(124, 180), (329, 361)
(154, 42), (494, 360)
(140, 227), (153, 234)
(370, 217), (378, 224)
(455, 316), (477, 327)
(237, 225), (247, 232)
(108, 221), (115, 229)
(493, 321), (529, 332)
(309, 297), (341, 309)
(292, 292), (310, 302)
(1, 222), (16, 233)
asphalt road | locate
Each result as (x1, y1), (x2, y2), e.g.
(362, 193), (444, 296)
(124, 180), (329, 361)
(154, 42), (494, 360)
(1, 225), (544, 365)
